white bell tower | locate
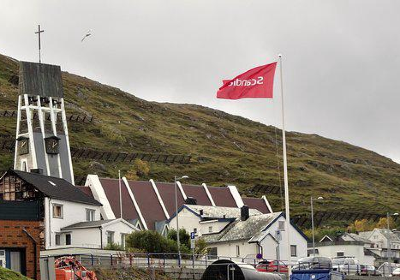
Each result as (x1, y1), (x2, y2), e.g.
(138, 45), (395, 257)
(14, 61), (74, 184)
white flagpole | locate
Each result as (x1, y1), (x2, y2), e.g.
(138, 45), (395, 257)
(119, 170), (123, 218)
(278, 54), (292, 277)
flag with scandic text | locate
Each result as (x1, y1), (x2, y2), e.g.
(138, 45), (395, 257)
(217, 62), (277, 99)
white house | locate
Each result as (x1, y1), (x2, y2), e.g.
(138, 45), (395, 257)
(60, 218), (137, 249)
(168, 204), (308, 263)
(0, 169), (138, 250)
(203, 211), (308, 263)
(359, 229), (400, 259)
(311, 233), (375, 265)
(167, 204), (262, 237)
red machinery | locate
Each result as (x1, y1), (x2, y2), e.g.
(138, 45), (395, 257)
(55, 256), (97, 280)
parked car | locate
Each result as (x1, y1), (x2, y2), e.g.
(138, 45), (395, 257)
(292, 257), (332, 270)
(392, 268), (400, 277)
(378, 262), (400, 276)
(359, 265), (381, 276)
(332, 257), (360, 275)
(256, 260), (288, 273)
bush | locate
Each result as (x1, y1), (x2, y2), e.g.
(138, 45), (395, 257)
(126, 230), (178, 253)
(104, 242), (124, 251)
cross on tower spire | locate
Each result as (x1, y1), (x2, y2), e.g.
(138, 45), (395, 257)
(35, 25), (44, 63)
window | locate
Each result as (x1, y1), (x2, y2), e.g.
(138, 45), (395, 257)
(86, 209), (95, 221)
(21, 160), (28, 172)
(121, 234), (126, 249)
(290, 245), (297, 257)
(236, 245), (240, 257)
(278, 221), (285, 231)
(55, 234), (61, 245)
(53, 204), (63, 218)
(66, 234), (71, 245)
(107, 231), (115, 245)
(337, 251), (344, 257)
(209, 226), (213, 233)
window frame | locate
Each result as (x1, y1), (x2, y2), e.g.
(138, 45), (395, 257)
(107, 231), (115, 245)
(65, 233), (71, 245)
(53, 204), (63, 219)
(55, 234), (61, 246)
(290, 245), (297, 257)
(86, 208), (96, 221)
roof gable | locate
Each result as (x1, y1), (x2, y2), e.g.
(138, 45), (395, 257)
(207, 187), (237, 207)
(126, 180), (167, 230)
(9, 170), (101, 206)
(99, 178), (139, 221)
(155, 182), (185, 217)
(242, 197), (270, 214)
(182, 184), (213, 206)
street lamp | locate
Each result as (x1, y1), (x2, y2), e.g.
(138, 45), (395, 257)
(175, 175), (189, 264)
(311, 196), (323, 257)
(387, 212), (399, 275)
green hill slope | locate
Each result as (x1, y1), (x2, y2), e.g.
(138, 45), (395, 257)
(0, 266), (32, 280)
(1, 53), (399, 218)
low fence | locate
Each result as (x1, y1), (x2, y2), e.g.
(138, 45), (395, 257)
(40, 253), (269, 280)
(71, 253), (264, 270)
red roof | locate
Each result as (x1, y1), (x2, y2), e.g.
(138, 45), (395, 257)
(77, 186), (93, 198)
(99, 178), (139, 221)
(126, 181), (166, 230)
(182, 184), (212, 206)
(155, 183), (185, 217)
(242, 197), (270, 213)
(207, 187), (237, 207)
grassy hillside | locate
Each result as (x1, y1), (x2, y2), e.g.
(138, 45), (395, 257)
(1, 53), (400, 217)
(0, 267), (32, 280)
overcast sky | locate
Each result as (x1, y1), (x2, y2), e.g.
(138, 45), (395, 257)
(1, 0), (400, 162)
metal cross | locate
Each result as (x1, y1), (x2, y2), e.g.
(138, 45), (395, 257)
(35, 25), (44, 63)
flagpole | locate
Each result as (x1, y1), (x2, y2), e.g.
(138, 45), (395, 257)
(119, 170), (123, 218)
(278, 54), (292, 277)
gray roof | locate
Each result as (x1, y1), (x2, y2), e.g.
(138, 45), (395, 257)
(359, 229), (400, 243)
(10, 169), (101, 206)
(61, 219), (115, 230)
(185, 205), (262, 219)
(203, 212), (281, 244)
(340, 232), (372, 243)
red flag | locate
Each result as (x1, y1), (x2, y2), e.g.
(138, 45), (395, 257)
(217, 62), (277, 99)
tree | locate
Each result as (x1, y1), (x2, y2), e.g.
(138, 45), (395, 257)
(195, 238), (208, 256)
(126, 230), (177, 253)
(347, 219), (374, 232)
(376, 217), (395, 229)
(167, 228), (190, 253)
(126, 159), (150, 180)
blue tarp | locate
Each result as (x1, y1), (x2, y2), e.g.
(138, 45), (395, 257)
(291, 270), (343, 280)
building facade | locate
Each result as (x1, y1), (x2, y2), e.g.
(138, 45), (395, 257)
(0, 201), (42, 279)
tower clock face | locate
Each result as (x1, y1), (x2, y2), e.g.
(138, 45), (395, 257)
(18, 138), (29, 155)
(45, 137), (60, 154)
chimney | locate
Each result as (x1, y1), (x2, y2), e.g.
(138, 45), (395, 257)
(30, 168), (43, 175)
(241, 205), (249, 221)
(185, 197), (197, 205)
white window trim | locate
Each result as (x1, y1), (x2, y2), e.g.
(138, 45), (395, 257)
(53, 204), (63, 219)
(20, 159), (28, 172)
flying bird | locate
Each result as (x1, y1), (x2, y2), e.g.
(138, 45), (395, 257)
(81, 30), (92, 42)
